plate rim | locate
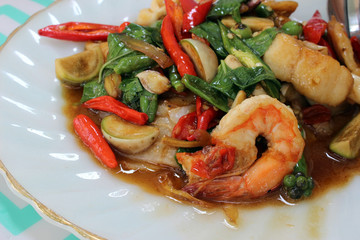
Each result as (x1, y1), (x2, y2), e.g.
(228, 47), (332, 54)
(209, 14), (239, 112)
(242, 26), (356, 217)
(0, 0), (103, 238)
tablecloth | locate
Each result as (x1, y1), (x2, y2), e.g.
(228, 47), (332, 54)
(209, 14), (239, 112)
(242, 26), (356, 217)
(0, 1), (80, 239)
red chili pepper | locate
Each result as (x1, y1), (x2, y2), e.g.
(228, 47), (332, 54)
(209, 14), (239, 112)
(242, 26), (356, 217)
(182, 0), (213, 33)
(172, 111), (198, 140)
(38, 22), (120, 41)
(83, 96), (148, 125)
(318, 37), (337, 59)
(165, 0), (186, 41)
(118, 21), (131, 33)
(302, 104), (331, 125)
(73, 114), (117, 169)
(350, 36), (360, 60)
(180, 0), (198, 12)
(195, 96), (218, 130)
(303, 10), (328, 44)
(198, 107), (218, 130)
(161, 15), (197, 77)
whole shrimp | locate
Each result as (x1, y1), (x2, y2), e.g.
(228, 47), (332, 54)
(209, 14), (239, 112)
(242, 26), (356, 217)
(176, 95), (305, 201)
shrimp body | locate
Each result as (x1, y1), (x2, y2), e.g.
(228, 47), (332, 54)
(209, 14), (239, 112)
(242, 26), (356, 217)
(177, 95), (305, 201)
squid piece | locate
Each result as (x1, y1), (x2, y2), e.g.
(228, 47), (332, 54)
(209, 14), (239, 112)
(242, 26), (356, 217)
(263, 33), (353, 106)
(327, 16), (360, 76)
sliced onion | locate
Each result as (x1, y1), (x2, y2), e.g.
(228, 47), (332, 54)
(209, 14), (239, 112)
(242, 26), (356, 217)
(118, 34), (174, 69)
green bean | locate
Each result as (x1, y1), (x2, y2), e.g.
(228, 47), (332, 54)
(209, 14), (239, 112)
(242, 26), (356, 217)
(168, 65), (185, 92)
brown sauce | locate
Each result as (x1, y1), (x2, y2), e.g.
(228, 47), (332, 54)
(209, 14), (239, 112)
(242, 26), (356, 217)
(62, 85), (360, 210)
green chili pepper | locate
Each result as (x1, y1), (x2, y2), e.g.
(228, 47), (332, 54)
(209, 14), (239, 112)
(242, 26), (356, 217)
(181, 74), (230, 112)
(114, 55), (156, 75)
(168, 65), (185, 92)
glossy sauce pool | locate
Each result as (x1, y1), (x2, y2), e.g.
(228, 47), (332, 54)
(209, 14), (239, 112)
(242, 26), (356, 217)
(62, 85), (360, 210)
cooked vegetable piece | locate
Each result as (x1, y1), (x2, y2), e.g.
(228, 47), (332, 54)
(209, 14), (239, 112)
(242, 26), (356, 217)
(330, 112), (360, 159)
(180, 38), (219, 82)
(104, 73), (122, 98)
(115, 33), (173, 69)
(255, 3), (274, 18)
(121, 23), (154, 43)
(114, 55), (156, 75)
(101, 114), (159, 154)
(281, 20), (303, 37)
(38, 22), (120, 41)
(163, 134), (210, 148)
(207, 0), (246, 19)
(55, 46), (104, 86)
(161, 15), (197, 77)
(181, 74), (230, 112)
(73, 114), (118, 169)
(120, 77), (144, 110)
(168, 65), (185, 92)
(182, 0), (213, 33)
(172, 111), (198, 140)
(80, 79), (108, 103)
(137, 70), (171, 94)
(140, 90), (158, 123)
(231, 24), (252, 39)
(190, 21), (228, 58)
(165, 0), (185, 41)
(83, 96), (148, 125)
(303, 10), (327, 44)
(210, 60), (239, 99)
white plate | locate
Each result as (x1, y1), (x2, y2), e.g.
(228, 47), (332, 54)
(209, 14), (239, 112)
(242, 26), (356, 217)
(1, 0), (359, 239)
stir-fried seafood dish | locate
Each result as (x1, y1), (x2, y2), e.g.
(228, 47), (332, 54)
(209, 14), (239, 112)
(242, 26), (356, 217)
(38, 0), (360, 205)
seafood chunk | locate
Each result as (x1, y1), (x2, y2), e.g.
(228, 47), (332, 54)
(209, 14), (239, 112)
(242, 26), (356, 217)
(327, 16), (360, 76)
(263, 33), (353, 106)
(177, 95), (304, 201)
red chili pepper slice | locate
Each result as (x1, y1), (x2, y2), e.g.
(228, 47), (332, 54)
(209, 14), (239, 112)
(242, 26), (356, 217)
(38, 22), (120, 41)
(195, 96), (219, 130)
(350, 36), (360, 60)
(180, 0), (198, 12)
(165, 0), (186, 41)
(172, 111), (198, 140)
(302, 104), (331, 125)
(118, 21), (131, 33)
(161, 15), (197, 77)
(303, 10), (328, 44)
(182, 0), (213, 33)
(73, 114), (117, 169)
(83, 96), (148, 125)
